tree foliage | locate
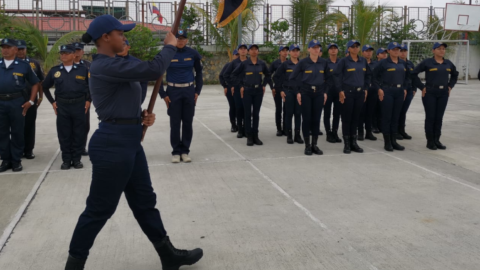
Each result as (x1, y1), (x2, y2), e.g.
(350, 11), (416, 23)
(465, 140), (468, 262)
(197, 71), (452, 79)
(124, 25), (161, 61)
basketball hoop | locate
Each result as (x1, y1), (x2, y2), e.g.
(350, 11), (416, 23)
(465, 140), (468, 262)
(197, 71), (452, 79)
(444, 3), (480, 32)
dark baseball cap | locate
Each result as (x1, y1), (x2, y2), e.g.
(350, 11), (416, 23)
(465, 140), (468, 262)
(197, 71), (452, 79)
(1, 38), (17, 47)
(86, 15), (136, 42)
(60, 44), (75, 53)
(17, 40), (27, 49)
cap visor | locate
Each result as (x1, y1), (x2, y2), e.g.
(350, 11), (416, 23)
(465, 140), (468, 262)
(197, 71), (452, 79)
(17, 46), (27, 49)
(119, 23), (136, 32)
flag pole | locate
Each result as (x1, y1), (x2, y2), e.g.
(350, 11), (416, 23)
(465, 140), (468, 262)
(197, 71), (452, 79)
(238, 13), (242, 45)
(142, 0), (187, 141)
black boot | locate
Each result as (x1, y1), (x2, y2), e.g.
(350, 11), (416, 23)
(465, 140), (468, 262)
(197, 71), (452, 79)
(253, 133), (263, 145)
(73, 161), (84, 169)
(365, 130), (377, 141)
(12, 162), (23, 172)
(24, 151), (35, 159)
(372, 124), (380, 134)
(383, 134), (393, 152)
(0, 161), (12, 173)
(231, 123), (238, 133)
(64, 255), (86, 270)
(286, 130), (294, 144)
(311, 136), (323, 155)
(434, 134), (446, 150)
(426, 134), (437, 150)
(326, 130), (336, 143)
(396, 133), (404, 140)
(350, 135), (364, 153)
(237, 126), (245, 138)
(318, 129), (323, 136)
(154, 236), (203, 270)
(294, 130), (304, 144)
(399, 126), (412, 140)
(304, 136), (312, 155)
(357, 128), (364, 141)
(391, 134), (405, 151)
(61, 162), (71, 170)
(276, 124), (283, 136)
(342, 136), (351, 154)
(246, 133), (254, 146)
(333, 130), (342, 143)
(81, 149), (89, 156)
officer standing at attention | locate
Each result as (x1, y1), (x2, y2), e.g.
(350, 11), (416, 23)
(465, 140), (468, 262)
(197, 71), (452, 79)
(411, 42), (458, 150)
(230, 44), (272, 146)
(397, 43), (416, 140)
(16, 39), (45, 159)
(357, 44), (378, 141)
(219, 49), (239, 132)
(372, 42), (408, 152)
(159, 30), (203, 163)
(273, 44), (303, 144)
(64, 15), (203, 270)
(290, 40), (330, 156)
(270, 45), (288, 136)
(372, 47), (388, 134)
(324, 43), (342, 144)
(334, 40), (372, 154)
(72, 42), (91, 156)
(225, 44), (249, 138)
(0, 38), (39, 172)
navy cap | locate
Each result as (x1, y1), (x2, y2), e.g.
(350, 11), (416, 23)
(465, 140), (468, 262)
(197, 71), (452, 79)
(176, 29), (188, 38)
(362, 44), (374, 52)
(278, 45), (289, 52)
(248, 44), (259, 50)
(289, 44), (300, 51)
(125, 39), (129, 46)
(433, 42), (447, 50)
(233, 49), (239, 55)
(86, 14), (136, 42)
(376, 47), (387, 55)
(308, 39), (321, 49)
(59, 44), (75, 53)
(345, 48), (349, 55)
(327, 43), (338, 50)
(346, 40), (361, 48)
(387, 41), (402, 50)
(72, 42), (85, 50)
(237, 44), (247, 50)
(400, 43), (408, 51)
(17, 40), (27, 49)
(1, 38), (17, 47)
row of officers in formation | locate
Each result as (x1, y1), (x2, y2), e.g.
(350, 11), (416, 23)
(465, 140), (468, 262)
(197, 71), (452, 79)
(219, 40), (458, 156)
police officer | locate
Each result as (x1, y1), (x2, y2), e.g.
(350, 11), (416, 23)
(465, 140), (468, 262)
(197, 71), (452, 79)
(290, 40), (330, 155)
(225, 44), (249, 138)
(397, 43), (416, 140)
(42, 45), (90, 169)
(65, 15), (202, 270)
(334, 40), (372, 154)
(324, 43), (342, 144)
(270, 45), (288, 136)
(358, 44), (378, 141)
(411, 42), (458, 150)
(0, 38), (40, 172)
(219, 49), (238, 132)
(72, 42), (91, 156)
(159, 29), (203, 163)
(16, 39), (45, 159)
(273, 44), (303, 144)
(372, 47), (388, 134)
(373, 42), (408, 152)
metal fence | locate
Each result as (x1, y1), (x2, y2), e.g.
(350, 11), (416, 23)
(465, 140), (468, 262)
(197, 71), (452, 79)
(0, 0), (461, 45)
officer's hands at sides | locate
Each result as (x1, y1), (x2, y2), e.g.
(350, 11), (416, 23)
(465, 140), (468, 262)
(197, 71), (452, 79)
(297, 93), (301, 105)
(448, 87), (452, 96)
(422, 87), (426, 97)
(364, 90), (368, 102)
(231, 87), (234, 95)
(263, 87), (265, 95)
(164, 96), (171, 108)
(142, 110), (156, 126)
(324, 93), (327, 105)
(195, 93), (199, 104)
(280, 91), (286, 102)
(164, 32), (177, 47)
(224, 88), (228, 96)
(37, 97), (43, 107)
(404, 90), (407, 100)
(52, 102), (58, 115)
(85, 101), (91, 114)
(240, 87), (244, 98)
(272, 89), (276, 98)
(21, 101), (32, 116)
(339, 91), (346, 104)
(378, 89), (384, 101)
(413, 91), (416, 97)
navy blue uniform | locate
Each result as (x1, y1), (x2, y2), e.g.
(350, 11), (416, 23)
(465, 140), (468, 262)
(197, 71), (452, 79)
(358, 60), (380, 136)
(0, 58), (39, 164)
(116, 54), (149, 103)
(76, 59), (91, 153)
(398, 59), (415, 131)
(219, 61), (236, 127)
(274, 59), (301, 133)
(323, 57), (341, 134)
(43, 64), (90, 164)
(230, 58), (272, 135)
(412, 57), (458, 137)
(159, 46), (203, 155)
(270, 58), (286, 133)
(68, 45), (177, 259)
(225, 57), (247, 135)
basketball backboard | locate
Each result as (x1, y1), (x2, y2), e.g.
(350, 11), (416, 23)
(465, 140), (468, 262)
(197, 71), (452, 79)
(444, 3), (480, 32)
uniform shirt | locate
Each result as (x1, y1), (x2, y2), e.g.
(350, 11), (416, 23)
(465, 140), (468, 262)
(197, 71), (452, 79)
(403, 59), (415, 92)
(42, 64), (90, 104)
(326, 57), (340, 93)
(372, 56), (409, 91)
(289, 56), (331, 94)
(0, 57), (40, 94)
(76, 59), (91, 70)
(273, 59), (299, 90)
(219, 62), (230, 88)
(88, 45), (176, 121)
(116, 54), (149, 103)
(269, 58), (283, 89)
(411, 57), (458, 90)
(224, 57), (245, 86)
(230, 58), (272, 89)
(21, 57), (45, 95)
(334, 55), (372, 93)
(163, 46), (203, 98)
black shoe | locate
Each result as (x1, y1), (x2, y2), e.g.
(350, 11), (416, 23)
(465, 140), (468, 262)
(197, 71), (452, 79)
(0, 161), (12, 172)
(73, 161), (84, 169)
(365, 131), (377, 141)
(231, 124), (238, 133)
(383, 134), (393, 152)
(12, 162), (23, 172)
(81, 149), (89, 156)
(326, 130), (336, 143)
(399, 126), (412, 140)
(287, 130), (294, 144)
(372, 127), (380, 134)
(304, 136), (312, 155)
(311, 136), (323, 155)
(350, 135), (364, 153)
(253, 133), (263, 145)
(276, 125), (283, 137)
(246, 133), (254, 146)
(426, 134), (437, 150)
(434, 134), (446, 150)
(358, 130), (365, 141)
(342, 136), (351, 154)
(154, 236), (203, 270)
(318, 129), (323, 136)
(333, 130), (342, 143)
(294, 130), (304, 144)
(24, 151), (35, 159)
(391, 134), (405, 151)
(396, 133), (404, 140)
(237, 127), (245, 138)
(64, 255), (86, 270)
(61, 162), (71, 170)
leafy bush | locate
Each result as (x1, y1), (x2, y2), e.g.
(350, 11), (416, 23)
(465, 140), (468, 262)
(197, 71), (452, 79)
(124, 25), (161, 61)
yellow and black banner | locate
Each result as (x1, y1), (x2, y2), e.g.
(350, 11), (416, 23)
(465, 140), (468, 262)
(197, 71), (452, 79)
(215, 0), (248, 28)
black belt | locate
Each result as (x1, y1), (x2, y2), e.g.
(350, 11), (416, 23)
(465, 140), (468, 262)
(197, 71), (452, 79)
(382, 83), (403, 88)
(0, 92), (23, 101)
(302, 84), (324, 92)
(56, 96), (85, 104)
(101, 118), (142, 125)
(342, 85), (364, 92)
(426, 83), (448, 90)
(244, 84), (262, 88)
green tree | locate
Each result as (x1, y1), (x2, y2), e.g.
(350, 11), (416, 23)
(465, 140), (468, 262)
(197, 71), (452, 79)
(124, 25), (161, 61)
(381, 16), (419, 46)
(350, 0), (384, 51)
(180, 5), (212, 57)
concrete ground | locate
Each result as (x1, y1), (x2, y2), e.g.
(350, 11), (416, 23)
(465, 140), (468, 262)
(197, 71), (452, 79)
(0, 81), (479, 270)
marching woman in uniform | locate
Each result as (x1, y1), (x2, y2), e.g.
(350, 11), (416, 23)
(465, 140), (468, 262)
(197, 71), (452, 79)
(64, 15), (202, 270)
(357, 44), (378, 141)
(230, 44), (272, 146)
(411, 42), (458, 150)
(219, 49), (239, 132)
(397, 43), (416, 140)
(372, 47), (388, 134)
(273, 44), (303, 144)
(334, 40), (372, 154)
(269, 46), (289, 136)
(372, 42), (408, 152)
(290, 40), (330, 155)
(324, 43), (342, 144)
